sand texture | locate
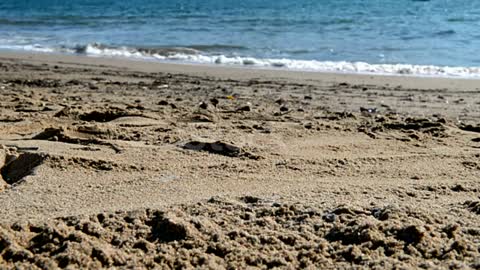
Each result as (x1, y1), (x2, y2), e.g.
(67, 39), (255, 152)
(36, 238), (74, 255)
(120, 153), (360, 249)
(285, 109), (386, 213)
(0, 53), (479, 269)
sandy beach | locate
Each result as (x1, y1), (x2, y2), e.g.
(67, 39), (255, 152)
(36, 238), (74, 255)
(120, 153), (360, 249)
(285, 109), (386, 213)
(0, 52), (479, 269)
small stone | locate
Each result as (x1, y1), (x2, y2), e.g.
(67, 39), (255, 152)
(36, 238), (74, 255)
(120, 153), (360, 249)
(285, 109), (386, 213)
(451, 184), (468, 192)
(322, 213), (336, 222)
(183, 140), (241, 157)
(192, 114), (214, 122)
(237, 105), (251, 112)
(280, 106), (289, 112)
(210, 98), (219, 107)
(275, 98), (284, 105)
(360, 107), (377, 114)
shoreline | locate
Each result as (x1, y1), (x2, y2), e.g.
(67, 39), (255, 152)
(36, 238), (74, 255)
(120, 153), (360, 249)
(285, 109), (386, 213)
(2, 50), (480, 91)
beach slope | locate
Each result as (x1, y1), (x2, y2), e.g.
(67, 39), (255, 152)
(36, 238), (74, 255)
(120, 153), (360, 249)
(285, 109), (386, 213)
(0, 52), (479, 269)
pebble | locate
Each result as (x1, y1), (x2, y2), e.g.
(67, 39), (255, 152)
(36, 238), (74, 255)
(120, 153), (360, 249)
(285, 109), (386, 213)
(280, 106), (289, 112)
(360, 107), (377, 114)
(237, 105), (251, 112)
(210, 98), (219, 107)
(322, 213), (336, 223)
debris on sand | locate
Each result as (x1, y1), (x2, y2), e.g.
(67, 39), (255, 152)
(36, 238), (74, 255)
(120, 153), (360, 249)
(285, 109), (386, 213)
(464, 200), (480, 214)
(183, 140), (241, 157)
(210, 98), (219, 107)
(0, 150), (46, 185)
(79, 109), (142, 122)
(199, 102), (209, 110)
(32, 127), (100, 144)
(236, 105), (251, 112)
(32, 127), (123, 153)
(279, 106), (289, 112)
(360, 107), (377, 114)
(459, 123), (480, 133)
(183, 140), (260, 159)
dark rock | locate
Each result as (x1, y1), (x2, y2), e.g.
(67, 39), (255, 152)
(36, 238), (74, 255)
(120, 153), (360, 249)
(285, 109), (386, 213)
(304, 123), (313, 129)
(451, 184), (468, 192)
(210, 98), (219, 107)
(322, 213), (336, 223)
(236, 105), (251, 112)
(1, 152), (46, 184)
(360, 107), (377, 114)
(79, 109), (139, 122)
(150, 213), (192, 242)
(280, 106), (289, 112)
(183, 141), (241, 157)
(199, 102), (209, 110)
(464, 201), (480, 214)
(459, 124), (480, 133)
(396, 225), (425, 244)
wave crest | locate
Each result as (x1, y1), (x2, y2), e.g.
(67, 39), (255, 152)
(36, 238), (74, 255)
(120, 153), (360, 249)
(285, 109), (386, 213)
(1, 42), (480, 78)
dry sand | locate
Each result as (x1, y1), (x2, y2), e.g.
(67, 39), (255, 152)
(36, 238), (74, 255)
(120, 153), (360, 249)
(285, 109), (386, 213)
(0, 52), (479, 269)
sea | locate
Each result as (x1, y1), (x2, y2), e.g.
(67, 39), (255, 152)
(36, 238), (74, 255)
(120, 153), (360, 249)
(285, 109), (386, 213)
(1, 0), (480, 77)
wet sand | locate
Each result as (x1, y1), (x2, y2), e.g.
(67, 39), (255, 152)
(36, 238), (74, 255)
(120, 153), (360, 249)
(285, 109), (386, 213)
(0, 52), (479, 269)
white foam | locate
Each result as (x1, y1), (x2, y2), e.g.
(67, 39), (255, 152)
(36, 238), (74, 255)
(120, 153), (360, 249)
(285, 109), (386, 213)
(4, 43), (480, 78)
(84, 44), (144, 58)
(0, 44), (56, 53)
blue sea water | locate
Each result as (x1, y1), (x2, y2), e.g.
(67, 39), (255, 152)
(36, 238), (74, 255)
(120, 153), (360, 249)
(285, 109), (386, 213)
(1, 0), (480, 77)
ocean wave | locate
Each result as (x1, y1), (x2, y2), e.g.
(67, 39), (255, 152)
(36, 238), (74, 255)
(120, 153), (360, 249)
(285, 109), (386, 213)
(0, 44), (56, 53)
(2, 42), (480, 78)
(74, 44), (480, 78)
(187, 44), (249, 51)
(432, 30), (456, 37)
(77, 43), (201, 57)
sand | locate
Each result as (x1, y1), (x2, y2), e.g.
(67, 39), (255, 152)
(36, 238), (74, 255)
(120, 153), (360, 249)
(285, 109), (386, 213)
(0, 52), (479, 269)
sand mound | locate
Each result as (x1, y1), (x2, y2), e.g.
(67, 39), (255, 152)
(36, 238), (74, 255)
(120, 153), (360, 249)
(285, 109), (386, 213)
(1, 197), (479, 269)
(107, 116), (163, 127)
